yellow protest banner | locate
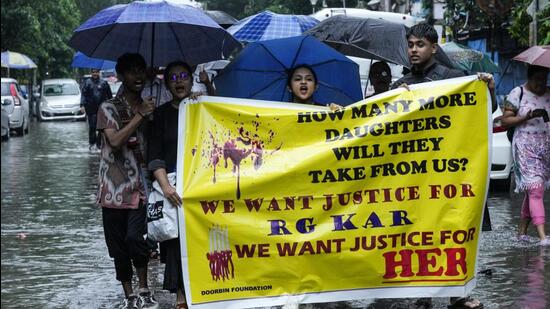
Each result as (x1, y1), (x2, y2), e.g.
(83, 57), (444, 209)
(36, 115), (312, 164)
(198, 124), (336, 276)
(176, 76), (492, 308)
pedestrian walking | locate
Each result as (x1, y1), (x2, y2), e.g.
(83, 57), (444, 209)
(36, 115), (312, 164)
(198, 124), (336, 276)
(500, 64), (549, 246)
(390, 23), (494, 309)
(80, 68), (112, 150)
(96, 53), (158, 309)
(148, 61), (201, 309)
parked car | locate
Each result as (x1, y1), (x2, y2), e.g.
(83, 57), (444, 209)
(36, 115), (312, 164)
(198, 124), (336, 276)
(491, 106), (513, 189)
(1, 78), (30, 135)
(37, 78), (85, 121)
(1, 107), (9, 141)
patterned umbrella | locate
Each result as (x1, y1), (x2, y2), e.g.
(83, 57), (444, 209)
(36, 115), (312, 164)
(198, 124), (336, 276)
(1, 51), (37, 69)
(227, 11), (318, 43)
(68, 0), (241, 67)
(512, 45), (550, 68)
(440, 42), (499, 73)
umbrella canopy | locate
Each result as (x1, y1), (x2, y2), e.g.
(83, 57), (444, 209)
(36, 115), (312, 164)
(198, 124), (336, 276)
(205, 10), (238, 29)
(68, 0), (241, 67)
(1, 51), (37, 69)
(71, 52), (116, 70)
(512, 45), (550, 68)
(305, 15), (409, 67)
(440, 42), (499, 73)
(215, 35), (362, 105)
(304, 15), (455, 69)
(227, 11), (319, 43)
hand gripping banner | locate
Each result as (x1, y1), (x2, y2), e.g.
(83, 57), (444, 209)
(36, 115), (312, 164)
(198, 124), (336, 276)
(176, 76), (492, 308)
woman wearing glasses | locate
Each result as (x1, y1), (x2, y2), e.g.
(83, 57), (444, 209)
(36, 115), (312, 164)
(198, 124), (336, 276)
(148, 61), (201, 309)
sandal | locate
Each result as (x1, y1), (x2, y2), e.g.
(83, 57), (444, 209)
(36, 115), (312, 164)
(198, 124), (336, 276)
(175, 303), (188, 309)
(448, 296), (483, 309)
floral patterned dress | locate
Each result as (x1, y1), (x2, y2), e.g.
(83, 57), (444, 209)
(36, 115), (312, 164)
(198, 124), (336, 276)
(504, 85), (550, 192)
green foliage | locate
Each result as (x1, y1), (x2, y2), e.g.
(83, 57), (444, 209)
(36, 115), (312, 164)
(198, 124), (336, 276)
(508, 0), (532, 46)
(1, 0), (81, 79)
(1, 0), (132, 80)
(509, 0), (549, 46)
(536, 5), (550, 45)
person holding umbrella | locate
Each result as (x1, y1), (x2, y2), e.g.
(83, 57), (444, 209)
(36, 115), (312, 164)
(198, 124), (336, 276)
(80, 68), (112, 150)
(500, 64), (549, 246)
(96, 53), (158, 309)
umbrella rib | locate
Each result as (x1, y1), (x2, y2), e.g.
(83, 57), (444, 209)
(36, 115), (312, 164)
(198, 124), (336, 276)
(88, 24), (121, 59)
(290, 37), (307, 68)
(317, 80), (355, 102)
(249, 75), (287, 98)
(323, 39), (408, 66)
(258, 44), (288, 70)
(168, 22), (189, 64)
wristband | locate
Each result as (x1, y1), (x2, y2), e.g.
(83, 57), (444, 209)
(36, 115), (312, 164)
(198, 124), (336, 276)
(137, 111), (145, 118)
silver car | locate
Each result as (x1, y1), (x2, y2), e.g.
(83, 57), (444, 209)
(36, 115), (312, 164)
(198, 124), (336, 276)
(1, 78), (30, 135)
(38, 78), (85, 121)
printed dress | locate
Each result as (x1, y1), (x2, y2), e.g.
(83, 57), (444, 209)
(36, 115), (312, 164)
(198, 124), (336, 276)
(504, 86), (550, 192)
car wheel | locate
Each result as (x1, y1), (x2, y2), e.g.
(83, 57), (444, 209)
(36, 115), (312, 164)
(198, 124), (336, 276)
(24, 117), (30, 134)
(15, 124), (24, 136)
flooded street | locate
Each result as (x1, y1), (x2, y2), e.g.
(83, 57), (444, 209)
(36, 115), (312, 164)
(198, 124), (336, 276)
(1, 120), (549, 308)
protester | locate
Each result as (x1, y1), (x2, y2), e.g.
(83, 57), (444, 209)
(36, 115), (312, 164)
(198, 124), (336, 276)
(193, 65), (217, 96)
(80, 68), (112, 150)
(500, 64), (549, 245)
(366, 61), (392, 98)
(390, 23), (493, 309)
(148, 61), (201, 309)
(287, 64), (342, 111)
(96, 53), (158, 309)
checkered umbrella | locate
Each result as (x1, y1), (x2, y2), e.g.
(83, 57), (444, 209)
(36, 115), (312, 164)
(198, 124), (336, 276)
(68, 0), (241, 67)
(227, 11), (319, 43)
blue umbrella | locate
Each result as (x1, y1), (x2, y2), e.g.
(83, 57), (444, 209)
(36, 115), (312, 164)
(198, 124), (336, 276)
(68, 0), (241, 67)
(71, 52), (116, 70)
(227, 11), (319, 43)
(215, 35), (362, 105)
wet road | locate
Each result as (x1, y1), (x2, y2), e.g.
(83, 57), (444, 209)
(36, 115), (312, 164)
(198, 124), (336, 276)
(1, 120), (549, 308)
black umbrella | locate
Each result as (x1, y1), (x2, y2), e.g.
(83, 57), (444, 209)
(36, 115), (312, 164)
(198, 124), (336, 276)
(205, 10), (238, 29)
(305, 15), (455, 69)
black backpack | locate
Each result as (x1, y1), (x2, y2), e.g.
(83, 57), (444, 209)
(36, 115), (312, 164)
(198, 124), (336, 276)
(506, 86), (523, 143)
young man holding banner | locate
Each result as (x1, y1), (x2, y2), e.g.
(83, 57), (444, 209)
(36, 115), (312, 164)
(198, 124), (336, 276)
(391, 23), (495, 309)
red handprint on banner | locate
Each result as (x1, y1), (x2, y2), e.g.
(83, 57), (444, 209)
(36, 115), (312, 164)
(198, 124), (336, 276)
(206, 225), (234, 281)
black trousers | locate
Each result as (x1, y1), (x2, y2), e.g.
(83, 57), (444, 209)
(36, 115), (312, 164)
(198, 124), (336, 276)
(102, 203), (149, 282)
(87, 113), (99, 147)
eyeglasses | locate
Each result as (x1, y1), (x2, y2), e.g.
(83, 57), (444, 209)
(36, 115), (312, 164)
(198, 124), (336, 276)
(169, 72), (190, 82)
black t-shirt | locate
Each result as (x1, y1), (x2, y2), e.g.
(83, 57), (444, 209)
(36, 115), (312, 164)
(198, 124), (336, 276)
(148, 102), (179, 173)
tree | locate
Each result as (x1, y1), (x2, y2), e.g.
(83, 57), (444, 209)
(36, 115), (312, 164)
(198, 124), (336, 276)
(509, 0), (550, 46)
(1, 0), (81, 78)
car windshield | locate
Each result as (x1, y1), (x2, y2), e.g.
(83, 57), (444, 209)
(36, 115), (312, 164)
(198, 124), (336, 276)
(1, 83), (11, 96)
(43, 83), (79, 96)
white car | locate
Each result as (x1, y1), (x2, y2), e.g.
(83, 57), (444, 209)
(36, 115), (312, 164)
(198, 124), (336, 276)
(38, 78), (85, 121)
(1, 78), (30, 135)
(491, 107), (513, 188)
